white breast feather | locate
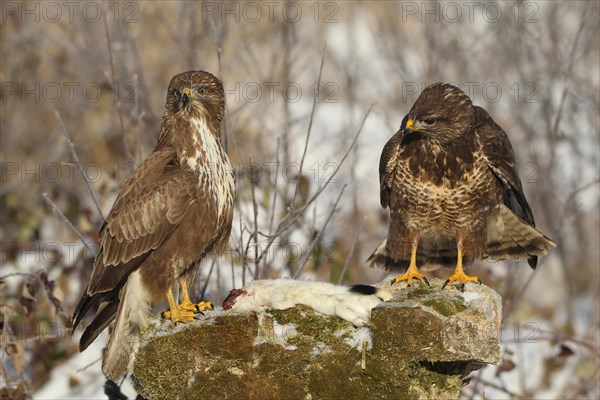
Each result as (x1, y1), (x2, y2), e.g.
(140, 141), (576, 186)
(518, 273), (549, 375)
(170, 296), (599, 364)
(188, 118), (234, 219)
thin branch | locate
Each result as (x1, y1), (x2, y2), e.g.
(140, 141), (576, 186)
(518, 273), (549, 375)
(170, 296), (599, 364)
(250, 106), (371, 269)
(271, 105), (372, 237)
(42, 193), (97, 257)
(546, 3), (589, 170)
(290, 43), (327, 209)
(337, 218), (364, 285)
(238, 213), (246, 286)
(267, 137), (282, 236)
(535, 329), (600, 358)
(102, 0), (131, 163)
(0, 271), (41, 281)
(249, 157), (260, 280)
(558, 177), (600, 224)
(54, 111), (104, 220)
(200, 258), (217, 301)
(75, 357), (101, 373)
(293, 185), (346, 279)
(467, 376), (519, 398)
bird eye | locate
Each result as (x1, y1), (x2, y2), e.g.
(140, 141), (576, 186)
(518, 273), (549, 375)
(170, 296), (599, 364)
(198, 87), (207, 96)
(422, 118), (436, 126)
(172, 88), (181, 97)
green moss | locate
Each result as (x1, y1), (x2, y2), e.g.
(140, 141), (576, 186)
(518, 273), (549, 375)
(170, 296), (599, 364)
(422, 298), (466, 317)
(134, 284), (500, 399)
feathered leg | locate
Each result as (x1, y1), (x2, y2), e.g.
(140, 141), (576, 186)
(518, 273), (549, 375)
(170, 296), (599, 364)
(443, 235), (480, 291)
(392, 235), (429, 286)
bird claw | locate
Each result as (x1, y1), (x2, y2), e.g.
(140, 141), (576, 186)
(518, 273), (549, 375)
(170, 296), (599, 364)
(443, 273), (480, 291)
(162, 300), (212, 323)
(195, 301), (213, 312)
(392, 267), (429, 287)
(161, 309), (196, 323)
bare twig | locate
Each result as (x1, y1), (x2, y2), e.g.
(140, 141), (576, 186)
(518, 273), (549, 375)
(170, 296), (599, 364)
(200, 258), (217, 301)
(337, 218), (364, 285)
(290, 43), (327, 209)
(102, 0), (130, 163)
(270, 105), (372, 237)
(547, 2), (589, 167)
(250, 107), (371, 271)
(267, 137), (282, 237)
(42, 193), (97, 257)
(467, 376), (519, 398)
(75, 357), (102, 373)
(54, 111), (104, 220)
(0, 271), (41, 280)
(249, 157), (260, 280)
(293, 185), (346, 279)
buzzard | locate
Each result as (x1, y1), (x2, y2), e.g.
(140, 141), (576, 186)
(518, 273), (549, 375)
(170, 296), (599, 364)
(367, 83), (555, 289)
(72, 71), (235, 379)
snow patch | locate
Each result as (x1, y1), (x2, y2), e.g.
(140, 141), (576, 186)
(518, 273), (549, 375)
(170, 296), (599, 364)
(310, 342), (333, 358)
(253, 312), (298, 351)
(344, 327), (373, 351)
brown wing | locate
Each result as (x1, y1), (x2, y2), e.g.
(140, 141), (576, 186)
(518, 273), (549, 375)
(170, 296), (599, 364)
(475, 106), (535, 226)
(474, 106), (549, 268)
(72, 146), (195, 332)
(88, 147), (196, 294)
(379, 130), (402, 209)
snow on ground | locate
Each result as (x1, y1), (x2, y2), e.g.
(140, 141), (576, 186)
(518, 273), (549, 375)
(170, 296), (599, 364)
(34, 333), (136, 400)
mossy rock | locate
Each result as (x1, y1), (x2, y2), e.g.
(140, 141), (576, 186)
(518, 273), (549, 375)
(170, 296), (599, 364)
(133, 280), (501, 400)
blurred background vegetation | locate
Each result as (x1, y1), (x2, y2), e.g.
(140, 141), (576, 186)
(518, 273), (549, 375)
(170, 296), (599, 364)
(1, 1), (598, 398)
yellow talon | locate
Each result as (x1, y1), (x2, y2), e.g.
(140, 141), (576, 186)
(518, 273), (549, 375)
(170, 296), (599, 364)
(161, 308), (196, 323)
(443, 270), (480, 289)
(393, 266), (429, 286)
(179, 300), (213, 312)
(196, 301), (213, 312)
(392, 239), (429, 286)
(442, 238), (480, 291)
(163, 280), (212, 323)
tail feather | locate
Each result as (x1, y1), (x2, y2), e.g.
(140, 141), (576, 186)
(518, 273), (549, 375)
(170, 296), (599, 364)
(366, 238), (398, 269)
(486, 204), (556, 268)
(366, 237), (453, 270)
(101, 270), (151, 380)
(79, 301), (118, 351)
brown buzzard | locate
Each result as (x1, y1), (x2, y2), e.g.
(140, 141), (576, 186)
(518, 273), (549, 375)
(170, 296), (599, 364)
(367, 83), (555, 289)
(72, 71), (235, 379)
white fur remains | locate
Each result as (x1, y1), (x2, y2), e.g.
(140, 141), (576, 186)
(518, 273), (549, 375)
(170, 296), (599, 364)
(229, 279), (391, 327)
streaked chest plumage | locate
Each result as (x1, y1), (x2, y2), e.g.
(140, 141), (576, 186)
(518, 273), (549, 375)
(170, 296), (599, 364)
(390, 140), (497, 233)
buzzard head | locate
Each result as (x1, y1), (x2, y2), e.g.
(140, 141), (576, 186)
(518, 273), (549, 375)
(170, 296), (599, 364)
(165, 70), (225, 123)
(401, 83), (475, 144)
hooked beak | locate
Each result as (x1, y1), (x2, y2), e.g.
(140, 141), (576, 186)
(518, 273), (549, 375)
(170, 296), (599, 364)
(402, 116), (423, 134)
(182, 88), (192, 106)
